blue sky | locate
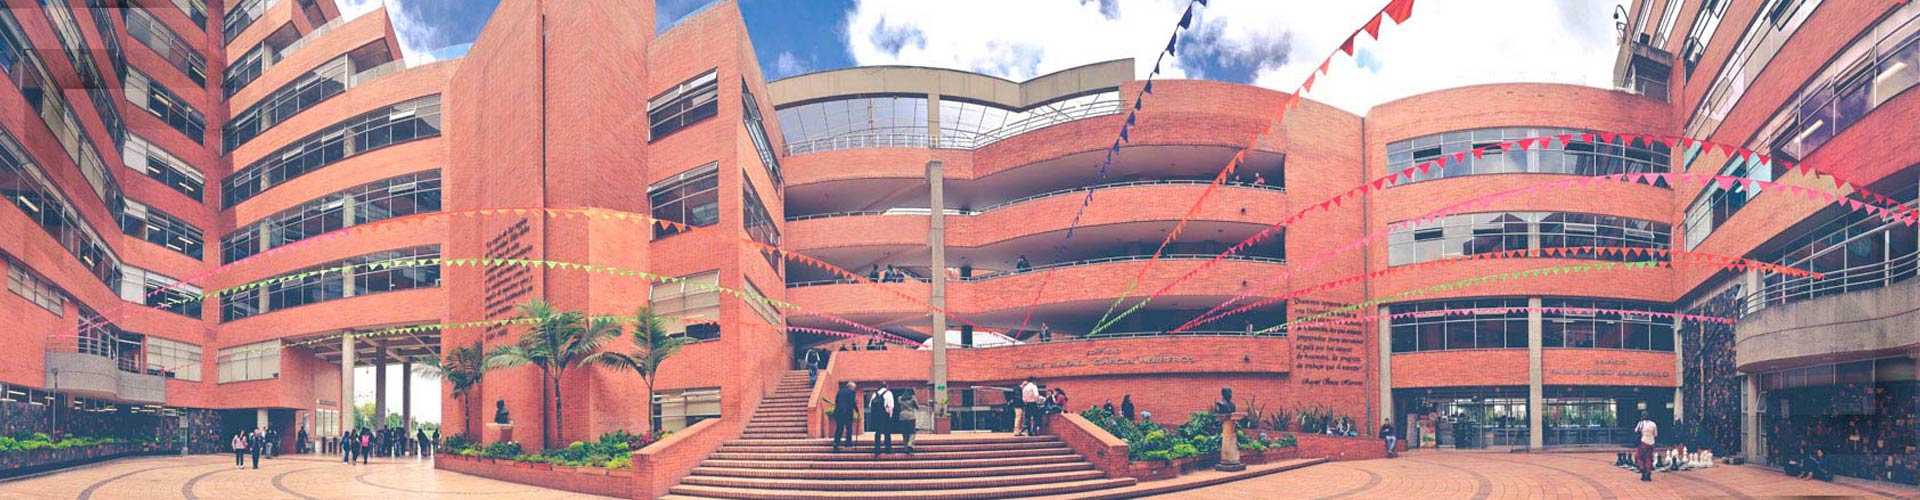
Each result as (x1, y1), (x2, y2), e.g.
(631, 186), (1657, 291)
(342, 0), (1629, 113)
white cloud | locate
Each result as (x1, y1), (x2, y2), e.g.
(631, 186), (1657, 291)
(774, 51), (811, 79)
(845, 0), (1199, 82)
(845, 0), (1632, 114)
(333, 0), (449, 66)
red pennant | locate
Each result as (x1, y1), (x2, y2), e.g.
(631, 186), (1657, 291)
(1556, 134), (1574, 147)
(1339, 36), (1355, 56)
(1516, 138), (1536, 150)
(1384, 0), (1415, 23)
(1418, 161), (1434, 174)
(1599, 133), (1616, 144)
(1658, 136), (1677, 149)
(1303, 74), (1316, 93)
(1717, 143), (1737, 157)
(1363, 13), (1384, 38)
(1318, 58), (1330, 76)
(1471, 148), (1485, 159)
(1578, 133), (1594, 143)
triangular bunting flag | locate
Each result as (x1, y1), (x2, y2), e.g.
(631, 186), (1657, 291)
(1363, 13), (1384, 38)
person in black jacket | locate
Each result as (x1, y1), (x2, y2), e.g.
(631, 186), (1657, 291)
(1120, 395), (1136, 422)
(249, 430), (263, 469)
(868, 385), (895, 456)
(832, 382), (858, 453)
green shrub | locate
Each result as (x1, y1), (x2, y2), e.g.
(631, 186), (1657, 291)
(480, 441), (523, 459)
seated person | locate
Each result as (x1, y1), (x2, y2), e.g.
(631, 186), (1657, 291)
(1783, 450), (1806, 478)
(1799, 449), (1832, 481)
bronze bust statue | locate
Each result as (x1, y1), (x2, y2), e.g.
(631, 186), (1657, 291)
(1214, 387), (1236, 415)
(494, 399), (511, 424)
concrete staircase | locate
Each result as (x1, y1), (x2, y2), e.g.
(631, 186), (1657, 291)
(663, 371), (1137, 499)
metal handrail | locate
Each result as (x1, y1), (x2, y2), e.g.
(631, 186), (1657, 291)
(785, 180), (1284, 222)
(785, 99), (1124, 156)
(1737, 249), (1919, 316)
(783, 254), (1284, 288)
(954, 330), (1285, 349)
(270, 11), (359, 63)
(961, 254), (1284, 281)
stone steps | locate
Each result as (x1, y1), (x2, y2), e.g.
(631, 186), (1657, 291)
(718, 440), (1063, 454)
(689, 462), (1093, 480)
(678, 470), (1109, 491)
(664, 478), (1137, 500)
(707, 446), (1076, 462)
(700, 454), (1087, 471)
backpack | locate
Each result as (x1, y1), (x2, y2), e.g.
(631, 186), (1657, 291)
(867, 391), (889, 416)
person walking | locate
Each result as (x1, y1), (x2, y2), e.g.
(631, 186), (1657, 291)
(867, 385), (895, 456)
(232, 431), (249, 469)
(803, 348), (826, 385)
(249, 430), (263, 469)
(1380, 418), (1398, 458)
(359, 430), (372, 464)
(266, 428), (279, 458)
(342, 432), (353, 464)
(895, 389), (921, 455)
(1121, 395), (1135, 422)
(832, 382), (858, 453)
(417, 428), (431, 457)
(297, 427), (308, 454)
(1020, 377), (1044, 436)
(1633, 412), (1658, 482)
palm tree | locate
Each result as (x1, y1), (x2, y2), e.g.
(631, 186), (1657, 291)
(584, 307), (691, 431)
(414, 341), (488, 436)
(485, 299), (618, 446)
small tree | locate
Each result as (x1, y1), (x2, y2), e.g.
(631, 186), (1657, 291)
(485, 299), (618, 446)
(584, 307), (691, 432)
(415, 341), (488, 436)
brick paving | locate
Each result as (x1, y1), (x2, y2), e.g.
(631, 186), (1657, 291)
(7, 450), (1918, 499)
(1149, 450), (1920, 500)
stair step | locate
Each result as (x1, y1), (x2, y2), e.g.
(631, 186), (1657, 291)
(664, 478), (1135, 500)
(739, 435), (808, 440)
(718, 441), (1063, 454)
(726, 436), (1059, 447)
(689, 462), (1091, 480)
(707, 447), (1073, 462)
(680, 470), (1107, 492)
(701, 454), (1085, 471)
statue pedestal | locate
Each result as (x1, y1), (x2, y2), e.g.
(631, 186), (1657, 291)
(1215, 413), (1245, 472)
(484, 423), (515, 444)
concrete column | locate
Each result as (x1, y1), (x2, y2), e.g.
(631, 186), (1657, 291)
(1527, 297), (1544, 450)
(1377, 305), (1394, 427)
(402, 361), (412, 433)
(928, 160), (949, 425)
(1742, 375), (1762, 462)
(256, 408), (269, 430)
(1672, 315), (1684, 422)
(374, 342), (388, 429)
(341, 335), (355, 433)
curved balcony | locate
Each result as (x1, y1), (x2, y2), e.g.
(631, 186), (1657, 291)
(786, 180), (1287, 258)
(214, 287), (446, 346)
(1368, 257), (1677, 305)
(1735, 251), (1920, 373)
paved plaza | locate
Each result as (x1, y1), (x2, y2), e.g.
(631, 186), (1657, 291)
(4, 450), (1916, 499)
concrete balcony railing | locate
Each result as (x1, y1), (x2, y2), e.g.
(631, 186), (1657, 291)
(44, 342), (169, 404)
(1734, 256), (1920, 373)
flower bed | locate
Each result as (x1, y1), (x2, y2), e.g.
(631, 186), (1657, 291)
(1077, 407), (1298, 481)
(439, 430), (664, 469)
(0, 434), (170, 479)
(436, 453), (632, 498)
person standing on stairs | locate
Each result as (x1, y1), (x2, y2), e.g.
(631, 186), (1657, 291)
(803, 347), (826, 385)
(896, 389), (920, 455)
(868, 385), (896, 456)
(833, 382), (858, 453)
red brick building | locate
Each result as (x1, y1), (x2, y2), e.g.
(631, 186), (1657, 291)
(0, 0), (1913, 491)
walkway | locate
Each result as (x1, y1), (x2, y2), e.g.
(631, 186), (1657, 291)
(1150, 450), (1920, 500)
(0, 453), (617, 500)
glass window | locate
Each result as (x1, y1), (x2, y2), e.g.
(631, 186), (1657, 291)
(124, 5), (208, 85)
(120, 200), (205, 259)
(146, 337), (202, 381)
(1685, 0), (1823, 139)
(650, 271), (720, 338)
(223, 95), (444, 208)
(124, 134), (204, 201)
(776, 95), (930, 154)
(0, 128), (123, 288)
(121, 266), (203, 318)
(224, 171), (441, 263)
(1750, 184), (1918, 312)
(743, 176), (781, 273)
(126, 69), (208, 143)
(651, 388), (721, 432)
(6, 257), (66, 315)
(1540, 299), (1674, 351)
(1388, 211), (1671, 266)
(1384, 127), (1670, 186)
(222, 0), (270, 41)
(649, 163), (720, 239)
(218, 340), (281, 383)
(648, 70), (720, 140)
(1681, 155), (1772, 249)
(1387, 299), (1529, 352)
(220, 246), (440, 321)
(1680, 0), (1730, 77)
(741, 82), (783, 186)
(225, 53), (369, 152)
(742, 279), (781, 326)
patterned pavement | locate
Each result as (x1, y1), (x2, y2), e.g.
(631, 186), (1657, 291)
(1149, 450), (1920, 500)
(3, 450), (1916, 499)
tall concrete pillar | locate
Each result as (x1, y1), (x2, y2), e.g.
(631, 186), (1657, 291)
(341, 335), (355, 433)
(1527, 297), (1544, 450)
(402, 361), (413, 433)
(928, 160), (949, 425)
(374, 342), (388, 429)
(256, 408), (269, 430)
(1742, 375), (1762, 462)
(1377, 305), (1393, 429)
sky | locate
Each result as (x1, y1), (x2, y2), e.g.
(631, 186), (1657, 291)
(333, 0), (1631, 114)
